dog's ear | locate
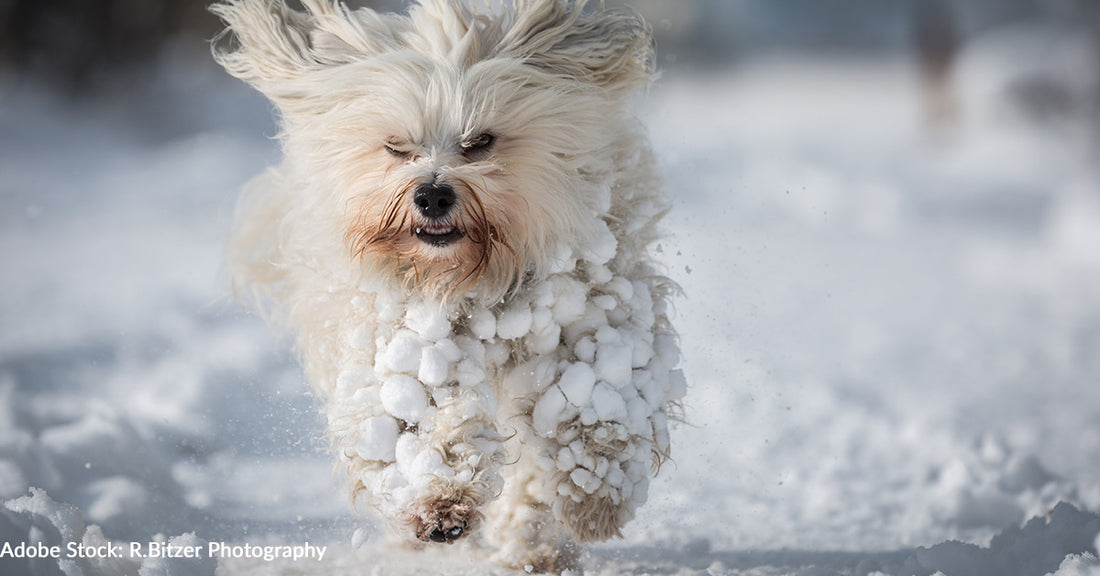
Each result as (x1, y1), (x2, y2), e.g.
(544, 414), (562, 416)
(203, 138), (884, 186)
(211, 0), (385, 102)
(495, 0), (655, 95)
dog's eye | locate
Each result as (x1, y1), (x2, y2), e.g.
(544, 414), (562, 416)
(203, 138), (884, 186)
(461, 133), (495, 157)
(384, 141), (412, 159)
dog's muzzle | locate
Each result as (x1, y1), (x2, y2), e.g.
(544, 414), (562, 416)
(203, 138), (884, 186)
(413, 183), (463, 247)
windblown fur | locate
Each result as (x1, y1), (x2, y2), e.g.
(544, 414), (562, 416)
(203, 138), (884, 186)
(212, 0), (683, 569)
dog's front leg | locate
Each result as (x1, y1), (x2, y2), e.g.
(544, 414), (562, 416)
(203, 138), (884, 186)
(398, 361), (505, 544)
(485, 385), (579, 572)
(524, 271), (686, 544)
(330, 302), (505, 545)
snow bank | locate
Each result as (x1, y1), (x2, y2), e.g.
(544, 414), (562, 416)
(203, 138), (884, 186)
(1050, 551), (1100, 576)
(0, 377), (195, 541)
(877, 502), (1100, 576)
(1, 487), (215, 576)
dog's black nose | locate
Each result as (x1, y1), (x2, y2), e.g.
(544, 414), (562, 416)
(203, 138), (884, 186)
(413, 183), (456, 219)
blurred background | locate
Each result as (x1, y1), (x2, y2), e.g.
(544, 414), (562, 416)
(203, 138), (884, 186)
(2, 0), (1098, 116)
(1, 0), (1098, 151)
(2, 0), (1098, 130)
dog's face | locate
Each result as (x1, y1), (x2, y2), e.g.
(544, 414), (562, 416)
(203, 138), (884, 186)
(214, 0), (653, 302)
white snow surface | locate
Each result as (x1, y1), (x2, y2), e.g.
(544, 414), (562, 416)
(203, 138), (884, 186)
(3, 42), (1100, 575)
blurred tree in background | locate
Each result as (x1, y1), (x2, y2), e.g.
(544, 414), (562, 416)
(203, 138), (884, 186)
(0, 0), (400, 89)
(0, 0), (217, 87)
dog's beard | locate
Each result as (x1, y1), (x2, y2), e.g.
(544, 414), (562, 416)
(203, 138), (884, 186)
(345, 178), (522, 303)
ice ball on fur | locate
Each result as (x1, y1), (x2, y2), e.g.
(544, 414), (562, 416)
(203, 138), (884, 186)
(380, 330), (424, 375)
(405, 302), (451, 341)
(356, 416), (400, 462)
(381, 375), (429, 423)
(496, 305), (533, 340)
(418, 345), (450, 386)
(468, 308), (496, 340)
(533, 386), (568, 437)
(558, 363), (596, 407)
(592, 383), (628, 423)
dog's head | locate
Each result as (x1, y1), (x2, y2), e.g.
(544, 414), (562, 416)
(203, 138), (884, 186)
(213, 0), (653, 303)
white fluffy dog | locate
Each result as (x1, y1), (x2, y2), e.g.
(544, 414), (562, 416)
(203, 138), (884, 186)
(212, 0), (684, 569)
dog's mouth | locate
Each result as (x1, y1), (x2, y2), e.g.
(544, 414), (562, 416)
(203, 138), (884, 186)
(414, 223), (463, 247)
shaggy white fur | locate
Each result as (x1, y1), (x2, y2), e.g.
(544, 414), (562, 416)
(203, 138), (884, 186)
(212, 0), (683, 569)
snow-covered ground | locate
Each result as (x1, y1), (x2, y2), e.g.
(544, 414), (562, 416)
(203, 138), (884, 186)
(3, 33), (1100, 576)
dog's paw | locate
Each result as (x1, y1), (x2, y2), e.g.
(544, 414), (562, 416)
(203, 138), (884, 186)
(416, 518), (467, 544)
(403, 487), (484, 545)
(560, 493), (628, 543)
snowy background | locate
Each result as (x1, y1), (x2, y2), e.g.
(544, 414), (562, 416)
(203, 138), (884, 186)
(2, 1), (1100, 575)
